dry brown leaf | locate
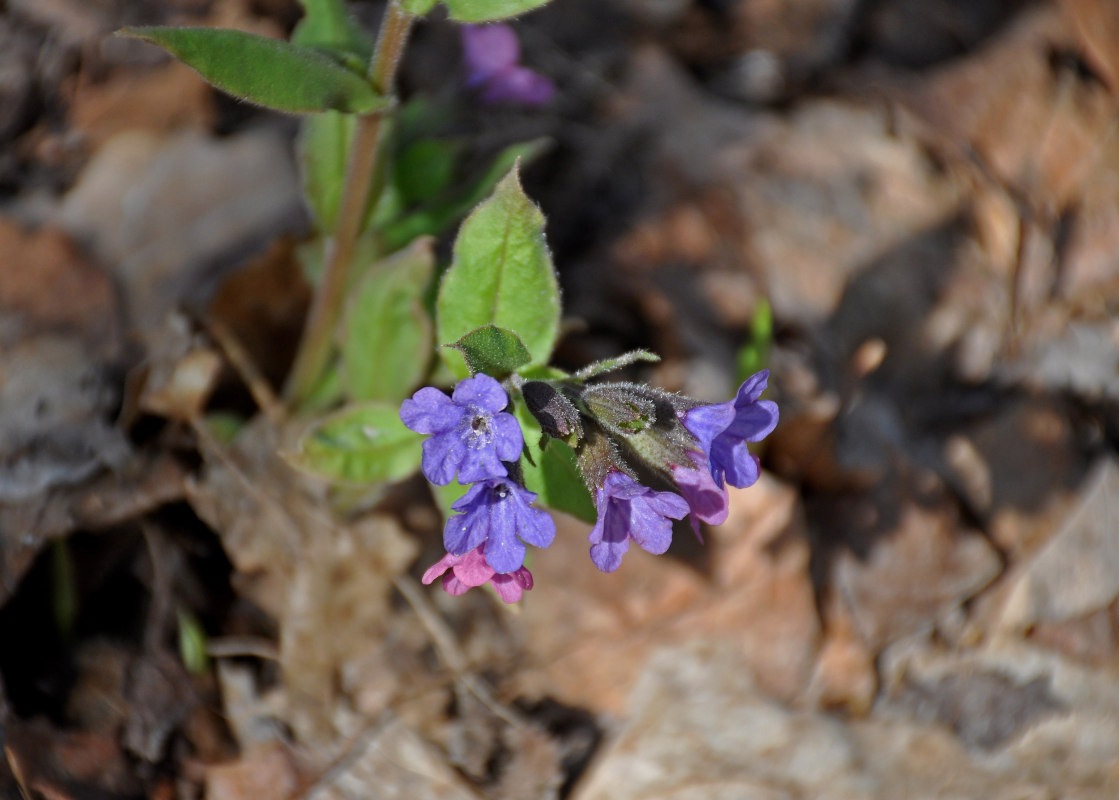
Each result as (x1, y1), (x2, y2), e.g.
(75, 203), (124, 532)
(187, 417), (418, 746)
(517, 473), (820, 713)
(1061, 0), (1119, 92)
(68, 61), (215, 149)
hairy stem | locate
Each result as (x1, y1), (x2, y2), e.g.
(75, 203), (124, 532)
(284, 1), (415, 408)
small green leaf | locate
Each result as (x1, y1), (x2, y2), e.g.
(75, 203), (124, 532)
(298, 111), (356, 231)
(203, 411), (246, 444)
(341, 238), (435, 403)
(51, 540), (77, 640)
(409, 0), (552, 22)
(119, 27), (388, 114)
(381, 138), (548, 250)
(293, 0), (375, 64)
(436, 164), (560, 379)
(514, 398), (595, 522)
(289, 402), (423, 483)
(736, 298), (773, 384)
(177, 608), (210, 675)
(448, 324), (531, 378)
(573, 350), (660, 381)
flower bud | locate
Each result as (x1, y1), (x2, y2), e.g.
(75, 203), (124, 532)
(522, 380), (582, 443)
(580, 383), (699, 479)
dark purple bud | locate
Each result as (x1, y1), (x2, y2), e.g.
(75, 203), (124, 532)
(522, 380), (582, 441)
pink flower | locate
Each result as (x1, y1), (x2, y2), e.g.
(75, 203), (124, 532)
(422, 545), (534, 603)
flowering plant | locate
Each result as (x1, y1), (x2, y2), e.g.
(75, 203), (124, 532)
(121, 0), (777, 604)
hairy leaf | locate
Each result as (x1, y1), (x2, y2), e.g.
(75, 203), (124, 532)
(436, 165), (560, 378)
(288, 402), (422, 483)
(120, 27), (387, 114)
(447, 325), (531, 378)
(573, 350), (660, 381)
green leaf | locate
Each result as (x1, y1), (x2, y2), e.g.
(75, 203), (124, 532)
(298, 362), (346, 413)
(396, 139), (461, 206)
(430, 478), (470, 522)
(436, 164), (560, 379)
(203, 411), (246, 444)
(447, 324), (531, 378)
(381, 138), (548, 251)
(119, 27), (388, 114)
(405, 0), (551, 22)
(293, 0), (375, 64)
(341, 238), (435, 403)
(298, 111), (356, 231)
(288, 402), (423, 483)
(400, 0), (439, 15)
(177, 608), (211, 675)
(573, 350), (660, 381)
(50, 540), (77, 640)
(514, 398), (595, 522)
(518, 364), (568, 380)
(736, 298), (773, 384)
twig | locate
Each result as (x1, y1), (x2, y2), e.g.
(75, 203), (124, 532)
(206, 316), (286, 427)
(393, 574), (528, 729)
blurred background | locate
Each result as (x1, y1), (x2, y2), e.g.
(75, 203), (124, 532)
(1, 0), (1118, 797)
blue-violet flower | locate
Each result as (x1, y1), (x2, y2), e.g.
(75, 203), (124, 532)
(671, 450), (729, 538)
(445, 478), (556, 574)
(422, 546), (534, 603)
(400, 374), (523, 486)
(680, 370), (779, 490)
(461, 24), (555, 106)
(589, 470), (690, 573)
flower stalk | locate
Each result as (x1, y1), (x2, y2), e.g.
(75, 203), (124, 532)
(285, 0), (416, 408)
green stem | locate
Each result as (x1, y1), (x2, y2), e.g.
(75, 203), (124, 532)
(285, 1), (415, 408)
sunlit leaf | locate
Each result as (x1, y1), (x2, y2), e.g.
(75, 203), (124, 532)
(436, 164), (560, 378)
(448, 324), (531, 378)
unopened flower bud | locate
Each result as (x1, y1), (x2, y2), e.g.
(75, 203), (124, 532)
(522, 381), (582, 442)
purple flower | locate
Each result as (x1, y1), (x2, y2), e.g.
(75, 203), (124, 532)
(400, 374), (523, 486)
(588, 470), (690, 573)
(461, 24), (555, 106)
(671, 450), (728, 539)
(422, 546), (534, 603)
(680, 370), (779, 490)
(444, 478), (556, 573)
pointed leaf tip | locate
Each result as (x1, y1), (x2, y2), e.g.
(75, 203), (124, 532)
(436, 163), (561, 379)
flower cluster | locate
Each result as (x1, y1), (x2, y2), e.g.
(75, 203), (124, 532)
(401, 374), (555, 600)
(401, 370), (778, 602)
